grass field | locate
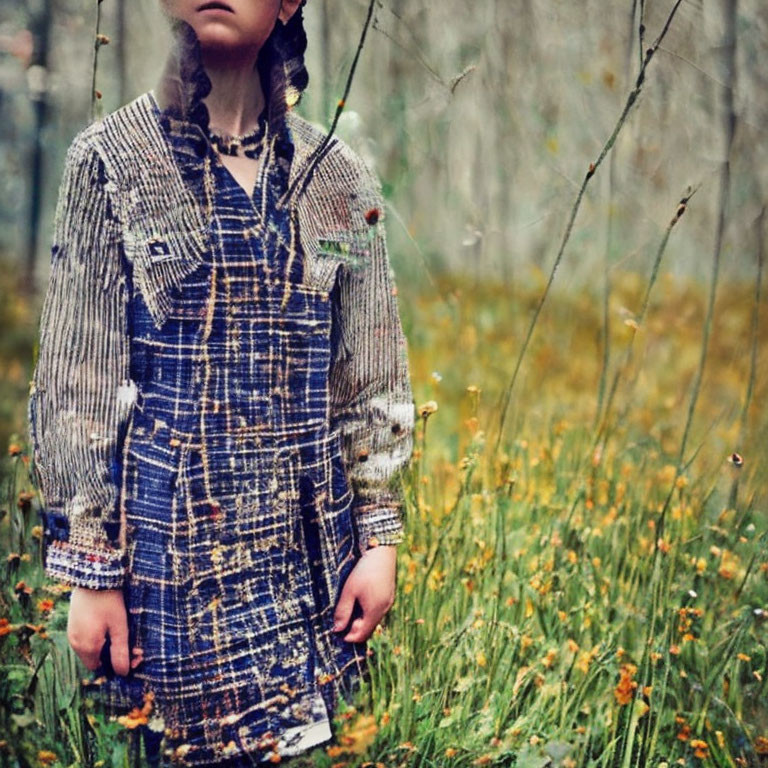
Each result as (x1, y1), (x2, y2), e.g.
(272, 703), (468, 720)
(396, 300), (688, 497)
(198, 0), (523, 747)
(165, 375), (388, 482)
(1, 262), (767, 767)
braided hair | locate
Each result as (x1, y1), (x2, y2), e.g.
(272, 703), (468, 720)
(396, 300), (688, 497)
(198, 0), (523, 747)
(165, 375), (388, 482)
(257, 0), (310, 134)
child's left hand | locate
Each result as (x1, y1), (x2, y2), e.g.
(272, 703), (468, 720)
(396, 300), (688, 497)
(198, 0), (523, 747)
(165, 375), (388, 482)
(332, 545), (398, 642)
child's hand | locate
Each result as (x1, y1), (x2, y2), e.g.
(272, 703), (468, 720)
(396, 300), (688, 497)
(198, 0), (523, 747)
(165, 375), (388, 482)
(332, 545), (398, 642)
(67, 586), (141, 676)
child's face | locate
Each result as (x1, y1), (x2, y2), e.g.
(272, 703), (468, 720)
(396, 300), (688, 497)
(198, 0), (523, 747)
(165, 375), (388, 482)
(160, 0), (300, 53)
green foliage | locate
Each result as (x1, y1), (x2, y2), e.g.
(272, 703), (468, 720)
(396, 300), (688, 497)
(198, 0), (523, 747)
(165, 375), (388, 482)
(2, 270), (767, 766)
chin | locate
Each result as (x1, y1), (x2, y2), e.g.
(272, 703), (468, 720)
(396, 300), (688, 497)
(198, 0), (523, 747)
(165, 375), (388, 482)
(194, 24), (246, 51)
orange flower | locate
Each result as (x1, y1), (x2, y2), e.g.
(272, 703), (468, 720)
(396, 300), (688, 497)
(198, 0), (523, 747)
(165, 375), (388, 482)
(335, 713), (378, 755)
(17, 490), (34, 508)
(37, 599), (55, 614)
(118, 706), (148, 729)
(690, 739), (709, 759)
(117, 690), (155, 729)
(614, 663), (638, 705)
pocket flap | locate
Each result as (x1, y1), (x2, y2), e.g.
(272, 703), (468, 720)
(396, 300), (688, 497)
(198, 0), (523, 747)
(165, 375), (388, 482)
(122, 214), (209, 330)
(296, 198), (376, 294)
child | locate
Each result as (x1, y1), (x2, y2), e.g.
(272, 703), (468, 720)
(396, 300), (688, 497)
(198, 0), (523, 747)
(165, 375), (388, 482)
(27, 1), (414, 764)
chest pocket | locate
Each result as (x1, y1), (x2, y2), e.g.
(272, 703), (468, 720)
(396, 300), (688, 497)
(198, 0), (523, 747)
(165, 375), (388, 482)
(120, 175), (211, 330)
(297, 184), (376, 295)
(305, 226), (375, 297)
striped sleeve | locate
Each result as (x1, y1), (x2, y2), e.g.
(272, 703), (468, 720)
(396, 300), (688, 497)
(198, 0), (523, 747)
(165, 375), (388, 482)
(328, 161), (415, 557)
(27, 128), (134, 590)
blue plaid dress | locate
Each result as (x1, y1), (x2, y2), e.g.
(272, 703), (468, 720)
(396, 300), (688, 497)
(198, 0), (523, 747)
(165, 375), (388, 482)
(30, 60), (415, 762)
(89, 102), (368, 765)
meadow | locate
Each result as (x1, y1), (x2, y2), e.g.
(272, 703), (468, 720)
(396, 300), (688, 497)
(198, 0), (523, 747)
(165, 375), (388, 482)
(1, 256), (766, 766)
(2, 0), (767, 765)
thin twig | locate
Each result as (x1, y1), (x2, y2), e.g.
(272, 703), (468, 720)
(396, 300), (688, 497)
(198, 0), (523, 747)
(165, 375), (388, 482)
(278, 0), (377, 208)
(674, 0), (735, 475)
(491, 0), (686, 455)
(726, 207), (763, 510)
(736, 206), (763, 450)
(371, 12), (445, 86)
(592, 183), (701, 447)
(643, 0), (737, 607)
(594, 0), (644, 442)
(90, 0), (104, 123)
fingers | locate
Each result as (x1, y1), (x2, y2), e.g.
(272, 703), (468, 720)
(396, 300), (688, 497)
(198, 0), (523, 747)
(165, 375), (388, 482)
(108, 613), (131, 677)
(333, 581), (356, 634)
(68, 628), (105, 671)
(343, 614), (378, 643)
(130, 646), (145, 670)
(342, 591), (394, 642)
(333, 556), (397, 642)
(66, 588), (136, 677)
(337, 591), (394, 643)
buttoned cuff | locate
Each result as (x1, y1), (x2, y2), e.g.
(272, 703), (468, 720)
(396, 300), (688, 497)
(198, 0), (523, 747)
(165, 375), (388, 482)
(353, 503), (405, 556)
(44, 539), (126, 590)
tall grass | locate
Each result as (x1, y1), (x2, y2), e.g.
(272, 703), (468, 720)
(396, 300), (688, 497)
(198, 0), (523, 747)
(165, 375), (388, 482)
(2, 266), (765, 766)
(356, 270), (767, 768)
(2, 1), (766, 765)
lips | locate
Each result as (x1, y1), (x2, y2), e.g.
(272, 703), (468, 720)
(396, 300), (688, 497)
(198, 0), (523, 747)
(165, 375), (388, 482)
(197, 1), (234, 11)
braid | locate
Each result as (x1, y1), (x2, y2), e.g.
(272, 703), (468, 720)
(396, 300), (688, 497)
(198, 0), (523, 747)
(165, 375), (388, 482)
(257, 0), (310, 133)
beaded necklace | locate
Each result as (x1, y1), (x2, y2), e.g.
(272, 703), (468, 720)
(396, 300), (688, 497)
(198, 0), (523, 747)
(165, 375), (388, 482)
(207, 118), (269, 159)
(202, 117), (273, 226)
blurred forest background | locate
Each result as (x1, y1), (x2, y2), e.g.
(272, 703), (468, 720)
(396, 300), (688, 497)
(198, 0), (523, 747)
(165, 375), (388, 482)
(1, 1), (767, 766)
(2, 0), (768, 283)
(0, 0), (764, 443)
(1, 0), (767, 444)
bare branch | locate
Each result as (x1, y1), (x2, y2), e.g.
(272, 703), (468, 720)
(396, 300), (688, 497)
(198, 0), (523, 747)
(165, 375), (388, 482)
(278, 0), (377, 208)
(491, 0), (686, 454)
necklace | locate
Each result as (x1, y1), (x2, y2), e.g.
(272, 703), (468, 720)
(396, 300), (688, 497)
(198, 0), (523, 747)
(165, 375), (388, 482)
(208, 119), (269, 159)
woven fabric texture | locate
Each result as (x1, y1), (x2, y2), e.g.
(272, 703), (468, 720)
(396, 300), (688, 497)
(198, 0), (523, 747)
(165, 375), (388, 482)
(27, 14), (414, 765)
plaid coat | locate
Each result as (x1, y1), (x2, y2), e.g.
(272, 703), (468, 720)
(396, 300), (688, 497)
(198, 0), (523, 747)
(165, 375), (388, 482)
(27, 16), (414, 765)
